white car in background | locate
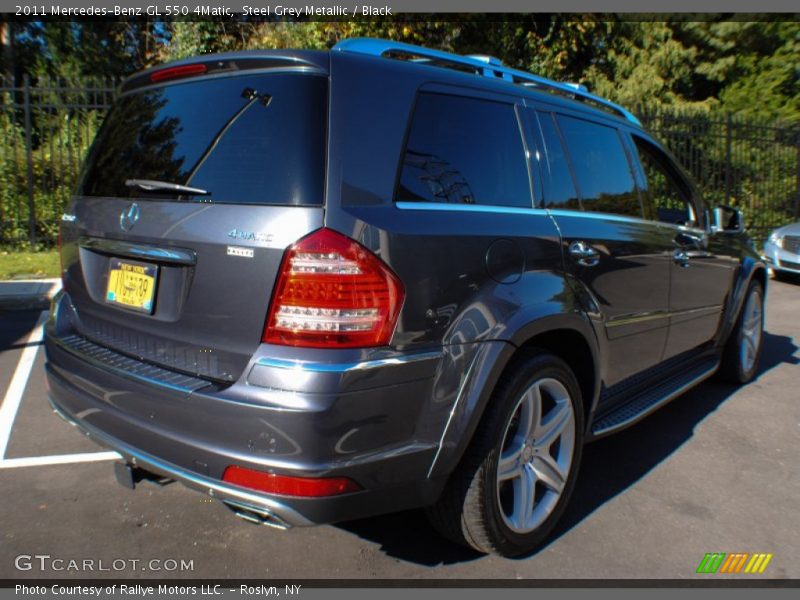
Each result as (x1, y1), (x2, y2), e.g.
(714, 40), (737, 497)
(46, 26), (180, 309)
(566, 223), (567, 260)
(764, 222), (800, 281)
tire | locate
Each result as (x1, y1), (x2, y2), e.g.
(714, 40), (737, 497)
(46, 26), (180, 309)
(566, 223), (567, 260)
(719, 279), (764, 384)
(426, 350), (584, 557)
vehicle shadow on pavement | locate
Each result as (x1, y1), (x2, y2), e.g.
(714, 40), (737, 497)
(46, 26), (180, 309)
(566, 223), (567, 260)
(335, 330), (798, 566)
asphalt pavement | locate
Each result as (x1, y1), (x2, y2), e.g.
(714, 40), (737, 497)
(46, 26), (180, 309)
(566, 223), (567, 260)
(0, 277), (797, 580)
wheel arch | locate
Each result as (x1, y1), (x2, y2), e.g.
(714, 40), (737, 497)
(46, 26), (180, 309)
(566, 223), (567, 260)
(427, 312), (601, 481)
(717, 257), (768, 350)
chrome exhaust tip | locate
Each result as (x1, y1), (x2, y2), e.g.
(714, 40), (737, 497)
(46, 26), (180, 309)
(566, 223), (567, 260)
(224, 501), (292, 530)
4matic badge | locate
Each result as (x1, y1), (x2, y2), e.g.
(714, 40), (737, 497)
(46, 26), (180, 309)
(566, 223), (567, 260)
(227, 228), (274, 243)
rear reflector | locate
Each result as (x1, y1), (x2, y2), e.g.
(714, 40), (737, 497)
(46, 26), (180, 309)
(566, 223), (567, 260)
(263, 228), (404, 348)
(222, 466), (361, 497)
(150, 63), (208, 83)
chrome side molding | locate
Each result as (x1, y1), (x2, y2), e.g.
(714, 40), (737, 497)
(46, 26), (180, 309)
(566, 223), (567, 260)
(256, 350), (442, 373)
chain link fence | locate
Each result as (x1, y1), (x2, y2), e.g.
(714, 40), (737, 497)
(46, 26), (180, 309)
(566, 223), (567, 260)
(1, 77), (798, 248)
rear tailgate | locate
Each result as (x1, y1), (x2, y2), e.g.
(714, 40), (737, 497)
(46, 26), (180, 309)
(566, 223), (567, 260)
(59, 59), (328, 383)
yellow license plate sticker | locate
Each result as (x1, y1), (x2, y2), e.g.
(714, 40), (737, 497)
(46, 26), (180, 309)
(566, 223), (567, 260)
(105, 259), (158, 313)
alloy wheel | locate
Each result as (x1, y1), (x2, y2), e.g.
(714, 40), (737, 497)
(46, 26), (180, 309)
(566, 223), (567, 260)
(496, 378), (576, 534)
(740, 289), (763, 374)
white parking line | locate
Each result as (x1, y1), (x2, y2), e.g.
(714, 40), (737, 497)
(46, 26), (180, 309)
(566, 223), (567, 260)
(0, 451), (121, 469)
(0, 310), (48, 458)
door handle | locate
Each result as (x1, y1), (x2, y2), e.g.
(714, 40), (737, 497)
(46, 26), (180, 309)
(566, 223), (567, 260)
(674, 231), (704, 248)
(569, 241), (600, 267)
(673, 249), (691, 267)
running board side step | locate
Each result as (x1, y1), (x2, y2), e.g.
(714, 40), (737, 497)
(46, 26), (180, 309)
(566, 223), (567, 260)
(590, 358), (720, 438)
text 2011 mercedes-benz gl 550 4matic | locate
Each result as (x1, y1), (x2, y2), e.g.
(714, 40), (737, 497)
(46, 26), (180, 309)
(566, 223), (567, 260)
(45, 39), (766, 557)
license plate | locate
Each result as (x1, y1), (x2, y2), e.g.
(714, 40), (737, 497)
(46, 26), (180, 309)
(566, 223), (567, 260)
(105, 258), (158, 314)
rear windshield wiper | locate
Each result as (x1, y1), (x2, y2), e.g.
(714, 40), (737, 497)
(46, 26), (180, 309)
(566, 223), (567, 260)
(125, 179), (210, 196)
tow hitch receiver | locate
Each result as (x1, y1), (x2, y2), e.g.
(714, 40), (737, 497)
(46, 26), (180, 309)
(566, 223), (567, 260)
(114, 462), (138, 489)
(114, 461), (174, 490)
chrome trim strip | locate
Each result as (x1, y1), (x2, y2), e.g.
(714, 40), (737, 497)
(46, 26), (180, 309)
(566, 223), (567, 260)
(394, 203), (709, 233)
(546, 208), (706, 233)
(256, 350), (442, 373)
(606, 310), (670, 328)
(669, 305), (724, 319)
(47, 396), (312, 528)
(592, 361), (719, 438)
(80, 237), (197, 265)
(606, 305), (722, 328)
(395, 201), (543, 216)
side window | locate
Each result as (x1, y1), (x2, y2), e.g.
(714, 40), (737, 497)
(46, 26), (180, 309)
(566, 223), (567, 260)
(632, 136), (696, 226)
(556, 114), (642, 218)
(536, 112), (580, 210)
(395, 93), (532, 208)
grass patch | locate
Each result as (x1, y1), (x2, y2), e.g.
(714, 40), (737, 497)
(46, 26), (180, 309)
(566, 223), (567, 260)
(0, 250), (60, 280)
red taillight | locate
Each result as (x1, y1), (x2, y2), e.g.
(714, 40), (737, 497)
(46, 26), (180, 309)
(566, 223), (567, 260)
(222, 466), (361, 497)
(150, 63), (207, 83)
(263, 228), (404, 348)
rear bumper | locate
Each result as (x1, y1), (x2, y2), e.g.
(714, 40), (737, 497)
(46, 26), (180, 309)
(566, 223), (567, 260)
(44, 292), (467, 526)
(48, 395), (308, 529)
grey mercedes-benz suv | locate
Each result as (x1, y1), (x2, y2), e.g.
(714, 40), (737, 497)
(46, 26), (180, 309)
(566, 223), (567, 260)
(45, 38), (767, 557)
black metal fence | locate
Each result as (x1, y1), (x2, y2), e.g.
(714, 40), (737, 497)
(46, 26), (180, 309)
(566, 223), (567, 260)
(0, 76), (117, 248)
(0, 77), (798, 248)
(638, 107), (800, 243)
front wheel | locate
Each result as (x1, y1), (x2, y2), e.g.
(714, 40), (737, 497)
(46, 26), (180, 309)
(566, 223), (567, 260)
(426, 351), (584, 557)
(720, 279), (764, 384)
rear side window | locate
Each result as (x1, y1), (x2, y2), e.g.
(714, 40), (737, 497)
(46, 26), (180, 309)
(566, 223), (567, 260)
(80, 73), (326, 205)
(555, 115), (642, 218)
(395, 93), (532, 208)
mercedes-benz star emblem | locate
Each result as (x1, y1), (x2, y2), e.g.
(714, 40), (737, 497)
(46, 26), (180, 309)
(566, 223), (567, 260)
(119, 203), (140, 232)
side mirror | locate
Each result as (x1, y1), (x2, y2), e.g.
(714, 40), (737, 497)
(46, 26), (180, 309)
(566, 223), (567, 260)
(711, 205), (744, 234)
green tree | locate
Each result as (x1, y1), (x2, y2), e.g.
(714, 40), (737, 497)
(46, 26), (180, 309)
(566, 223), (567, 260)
(674, 20), (800, 122)
(582, 21), (712, 110)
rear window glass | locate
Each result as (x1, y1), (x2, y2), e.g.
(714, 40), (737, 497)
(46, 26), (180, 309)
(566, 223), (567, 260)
(395, 93), (532, 208)
(79, 73), (326, 205)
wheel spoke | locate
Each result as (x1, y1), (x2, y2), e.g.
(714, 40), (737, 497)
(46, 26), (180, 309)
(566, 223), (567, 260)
(518, 384), (541, 439)
(744, 336), (756, 364)
(533, 400), (572, 449)
(532, 453), (566, 494)
(498, 447), (522, 481)
(512, 463), (537, 529)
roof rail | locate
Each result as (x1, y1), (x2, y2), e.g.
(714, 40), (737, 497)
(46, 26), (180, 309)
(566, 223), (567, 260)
(332, 38), (641, 126)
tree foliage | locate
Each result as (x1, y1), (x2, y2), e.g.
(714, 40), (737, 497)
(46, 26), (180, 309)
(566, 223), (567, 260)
(4, 18), (797, 121)
(4, 14), (800, 122)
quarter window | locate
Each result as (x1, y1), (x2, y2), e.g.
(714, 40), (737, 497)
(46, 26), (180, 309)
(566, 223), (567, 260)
(396, 93), (532, 208)
(555, 115), (642, 218)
